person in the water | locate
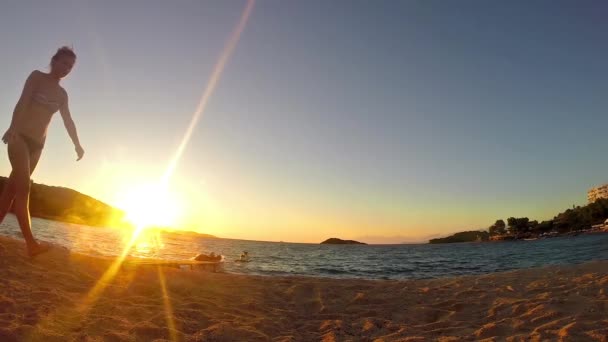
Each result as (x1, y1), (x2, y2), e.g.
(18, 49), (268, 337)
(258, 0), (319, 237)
(0, 46), (84, 257)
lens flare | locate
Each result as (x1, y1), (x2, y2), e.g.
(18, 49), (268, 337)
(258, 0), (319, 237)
(61, 3), (257, 336)
(163, 0), (256, 183)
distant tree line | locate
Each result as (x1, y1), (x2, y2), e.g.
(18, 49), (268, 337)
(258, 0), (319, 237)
(429, 198), (608, 243)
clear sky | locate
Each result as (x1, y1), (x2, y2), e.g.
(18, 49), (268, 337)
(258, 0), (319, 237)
(1, 1), (607, 243)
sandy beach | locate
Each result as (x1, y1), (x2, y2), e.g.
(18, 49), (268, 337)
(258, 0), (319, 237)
(0, 236), (606, 341)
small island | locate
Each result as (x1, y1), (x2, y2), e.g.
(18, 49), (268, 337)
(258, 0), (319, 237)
(321, 238), (367, 245)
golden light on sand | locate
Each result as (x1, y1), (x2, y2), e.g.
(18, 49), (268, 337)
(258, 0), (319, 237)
(68, 3), (256, 339)
(114, 183), (183, 229)
(157, 265), (178, 341)
(82, 225), (145, 311)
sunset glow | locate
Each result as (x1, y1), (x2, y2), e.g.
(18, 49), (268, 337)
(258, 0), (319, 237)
(1, 1), (604, 244)
(114, 183), (183, 229)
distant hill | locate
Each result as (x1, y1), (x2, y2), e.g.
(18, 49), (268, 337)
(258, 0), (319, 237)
(321, 238), (366, 245)
(0, 177), (126, 228)
(429, 231), (489, 244)
(155, 228), (217, 239)
(0, 177), (223, 239)
(0, 177), (220, 237)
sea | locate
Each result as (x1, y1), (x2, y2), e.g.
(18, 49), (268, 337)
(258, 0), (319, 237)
(1, 215), (607, 280)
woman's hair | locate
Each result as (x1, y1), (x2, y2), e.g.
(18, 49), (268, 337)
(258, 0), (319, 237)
(51, 46), (76, 62)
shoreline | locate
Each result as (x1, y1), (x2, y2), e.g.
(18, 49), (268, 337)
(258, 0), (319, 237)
(1, 228), (606, 282)
(1, 235), (607, 340)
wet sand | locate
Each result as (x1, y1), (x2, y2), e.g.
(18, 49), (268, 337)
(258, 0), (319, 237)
(0, 235), (606, 341)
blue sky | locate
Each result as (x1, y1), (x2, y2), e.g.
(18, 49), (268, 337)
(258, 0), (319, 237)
(0, 1), (607, 243)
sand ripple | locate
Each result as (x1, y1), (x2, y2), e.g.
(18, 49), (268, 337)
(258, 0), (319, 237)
(0, 236), (606, 341)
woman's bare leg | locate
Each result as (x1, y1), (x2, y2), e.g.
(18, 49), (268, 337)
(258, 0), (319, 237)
(0, 145), (42, 228)
(25, 147), (45, 257)
(7, 137), (46, 256)
(0, 171), (17, 222)
(28, 148), (42, 175)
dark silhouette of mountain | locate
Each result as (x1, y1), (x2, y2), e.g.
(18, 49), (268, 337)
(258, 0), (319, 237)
(429, 231), (489, 244)
(0, 177), (220, 238)
(0, 177), (124, 228)
(321, 238), (366, 245)
(149, 227), (217, 239)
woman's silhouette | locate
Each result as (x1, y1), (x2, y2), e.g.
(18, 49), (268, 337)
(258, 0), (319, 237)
(0, 46), (84, 257)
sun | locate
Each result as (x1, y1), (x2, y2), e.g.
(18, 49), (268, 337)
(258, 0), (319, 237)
(114, 182), (183, 229)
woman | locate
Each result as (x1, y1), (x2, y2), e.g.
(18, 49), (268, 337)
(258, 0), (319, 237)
(0, 46), (84, 257)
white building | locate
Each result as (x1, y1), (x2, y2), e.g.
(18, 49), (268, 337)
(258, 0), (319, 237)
(587, 184), (608, 203)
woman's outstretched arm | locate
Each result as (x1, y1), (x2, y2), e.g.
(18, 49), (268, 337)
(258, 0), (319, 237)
(59, 93), (85, 160)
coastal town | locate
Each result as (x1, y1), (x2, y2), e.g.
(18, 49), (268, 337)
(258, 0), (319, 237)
(431, 184), (608, 244)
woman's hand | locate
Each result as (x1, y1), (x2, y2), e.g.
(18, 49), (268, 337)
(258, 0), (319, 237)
(2, 129), (15, 144)
(75, 144), (84, 161)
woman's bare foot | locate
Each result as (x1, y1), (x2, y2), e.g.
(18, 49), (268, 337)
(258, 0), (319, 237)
(27, 242), (52, 258)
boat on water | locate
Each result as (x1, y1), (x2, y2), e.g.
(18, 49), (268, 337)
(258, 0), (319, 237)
(192, 252), (224, 262)
(127, 253), (225, 272)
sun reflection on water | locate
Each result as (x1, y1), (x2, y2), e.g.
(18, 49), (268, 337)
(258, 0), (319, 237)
(119, 228), (167, 258)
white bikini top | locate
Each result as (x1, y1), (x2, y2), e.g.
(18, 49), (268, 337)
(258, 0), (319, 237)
(32, 92), (61, 113)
